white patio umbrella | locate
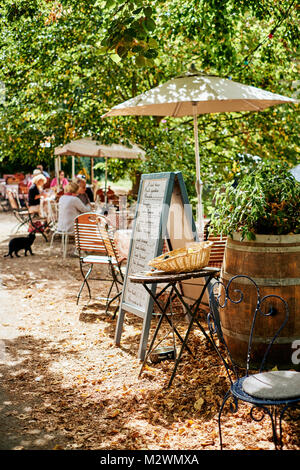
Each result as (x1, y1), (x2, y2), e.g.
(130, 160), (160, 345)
(290, 164), (300, 182)
(54, 137), (145, 201)
(102, 71), (298, 234)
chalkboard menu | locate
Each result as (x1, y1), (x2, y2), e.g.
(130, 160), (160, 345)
(123, 176), (169, 312)
(114, 171), (197, 360)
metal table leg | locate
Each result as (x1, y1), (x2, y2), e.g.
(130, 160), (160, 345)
(167, 274), (215, 388)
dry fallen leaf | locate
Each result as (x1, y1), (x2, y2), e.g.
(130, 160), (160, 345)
(1, 215), (298, 452)
(194, 397), (205, 410)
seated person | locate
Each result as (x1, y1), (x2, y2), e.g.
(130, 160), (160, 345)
(27, 168), (42, 189)
(76, 176), (94, 205)
(95, 187), (105, 202)
(50, 170), (68, 191)
(57, 182), (90, 234)
(37, 164), (50, 178)
(106, 185), (115, 198)
(28, 174), (47, 215)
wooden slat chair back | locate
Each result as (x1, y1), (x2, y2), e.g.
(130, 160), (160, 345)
(74, 212), (106, 257)
(96, 215), (126, 317)
(74, 212), (121, 311)
(97, 215), (123, 264)
(207, 234), (227, 268)
(203, 221), (227, 269)
(7, 189), (19, 210)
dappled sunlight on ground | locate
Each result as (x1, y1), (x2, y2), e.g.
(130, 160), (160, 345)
(0, 212), (299, 451)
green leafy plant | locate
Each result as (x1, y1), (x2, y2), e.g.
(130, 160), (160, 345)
(209, 161), (300, 240)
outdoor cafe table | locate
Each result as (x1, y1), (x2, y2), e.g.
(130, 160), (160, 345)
(129, 266), (220, 388)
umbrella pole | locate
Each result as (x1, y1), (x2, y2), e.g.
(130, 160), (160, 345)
(105, 157), (108, 204)
(55, 157), (59, 182)
(193, 103), (204, 239)
(91, 157), (94, 183)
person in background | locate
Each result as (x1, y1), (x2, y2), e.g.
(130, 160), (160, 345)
(57, 182), (90, 234)
(76, 175), (94, 204)
(36, 164), (50, 178)
(28, 174), (47, 215)
(27, 168), (42, 189)
(50, 170), (68, 190)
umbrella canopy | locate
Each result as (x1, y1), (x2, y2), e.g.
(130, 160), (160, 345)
(54, 137), (145, 159)
(290, 164), (300, 182)
(102, 73), (297, 117)
(54, 137), (145, 200)
(102, 72), (298, 233)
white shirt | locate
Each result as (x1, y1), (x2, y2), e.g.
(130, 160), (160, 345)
(57, 195), (90, 234)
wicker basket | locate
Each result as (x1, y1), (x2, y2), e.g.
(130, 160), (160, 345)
(148, 241), (213, 274)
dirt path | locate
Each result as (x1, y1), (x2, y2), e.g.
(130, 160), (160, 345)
(0, 211), (299, 452)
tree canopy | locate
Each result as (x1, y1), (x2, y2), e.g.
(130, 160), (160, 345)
(0, 0), (299, 207)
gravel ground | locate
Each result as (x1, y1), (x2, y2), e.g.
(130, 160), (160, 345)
(0, 210), (299, 454)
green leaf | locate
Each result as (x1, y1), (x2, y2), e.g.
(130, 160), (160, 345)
(116, 45), (128, 58)
(132, 45), (144, 53)
(109, 53), (122, 63)
(143, 7), (153, 17)
(143, 48), (158, 59)
(135, 54), (146, 66)
(143, 17), (156, 32)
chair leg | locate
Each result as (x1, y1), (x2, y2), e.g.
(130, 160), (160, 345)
(61, 233), (65, 256)
(77, 263), (93, 305)
(28, 214), (48, 242)
(111, 293), (122, 319)
(106, 275), (116, 302)
(49, 231), (56, 253)
(218, 390), (234, 450)
(14, 216), (29, 233)
(278, 404), (297, 451)
(272, 408), (281, 450)
(106, 291), (122, 318)
(62, 234), (68, 258)
(104, 263), (122, 316)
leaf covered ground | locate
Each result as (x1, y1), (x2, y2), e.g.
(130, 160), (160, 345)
(0, 212), (299, 452)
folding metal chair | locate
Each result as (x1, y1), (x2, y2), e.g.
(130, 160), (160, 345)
(74, 212), (123, 312)
(97, 215), (126, 317)
(6, 188), (31, 233)
(7, 188), (49, 241)
(0, 183), (9, 212)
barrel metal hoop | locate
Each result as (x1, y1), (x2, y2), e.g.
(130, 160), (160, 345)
(221, 326), (299, 344)
(227, 239), (300, 253)
(221, 270), (300, 286)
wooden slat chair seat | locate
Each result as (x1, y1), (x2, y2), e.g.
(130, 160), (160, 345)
(74, 212), (118, 307)
(97, 215), (126, 318)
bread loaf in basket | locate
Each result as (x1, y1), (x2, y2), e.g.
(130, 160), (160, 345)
(148, 241), (213, 273)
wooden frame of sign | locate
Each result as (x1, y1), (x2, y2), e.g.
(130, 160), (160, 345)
(114, 171), (199, 360)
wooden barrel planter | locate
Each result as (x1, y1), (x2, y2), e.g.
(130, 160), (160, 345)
(220, 233), (300, 370)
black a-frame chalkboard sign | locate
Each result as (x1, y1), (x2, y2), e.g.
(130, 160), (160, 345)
(114, 171), (199, 360)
